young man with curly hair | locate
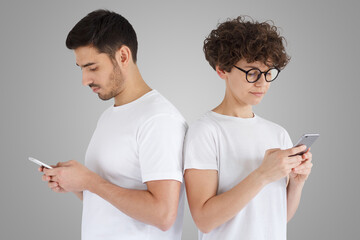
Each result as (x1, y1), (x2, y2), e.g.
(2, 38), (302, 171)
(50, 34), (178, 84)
(184, 16), (313, 239)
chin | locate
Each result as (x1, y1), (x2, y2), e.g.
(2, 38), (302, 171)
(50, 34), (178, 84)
(250, 99), (263, 106)
(98, 94), (113, 101)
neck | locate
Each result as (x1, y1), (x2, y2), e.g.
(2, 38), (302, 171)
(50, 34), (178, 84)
(113, 65), (152, 107)
(213, 91), (254, 118)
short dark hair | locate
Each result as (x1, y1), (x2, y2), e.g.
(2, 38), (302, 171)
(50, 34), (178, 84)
(203, 16), (290, 72)
(66, 9), (138, 62)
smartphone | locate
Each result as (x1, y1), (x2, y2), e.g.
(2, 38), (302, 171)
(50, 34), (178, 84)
(291, 133), (320, 156)
(28, 157), (53, 169)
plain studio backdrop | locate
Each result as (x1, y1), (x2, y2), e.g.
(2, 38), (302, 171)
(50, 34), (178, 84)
(0, 0), (359, 239)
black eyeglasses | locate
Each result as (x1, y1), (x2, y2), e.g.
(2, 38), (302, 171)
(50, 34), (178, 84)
(233, 65), (280, 83)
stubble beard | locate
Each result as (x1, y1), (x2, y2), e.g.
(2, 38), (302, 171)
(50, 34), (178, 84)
(98, 63), (124, 101)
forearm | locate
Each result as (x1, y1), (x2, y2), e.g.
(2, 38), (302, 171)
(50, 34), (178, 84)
(287, 179), (305, 222)
(87, 175), (177, 231)
(194, 170), (267, 233)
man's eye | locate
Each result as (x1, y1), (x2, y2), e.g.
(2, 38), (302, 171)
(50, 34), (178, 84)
(89, 67), (97, 71)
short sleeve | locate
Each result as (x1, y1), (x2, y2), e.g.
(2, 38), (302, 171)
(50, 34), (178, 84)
(184, 120), (218, 171)
(137, 114), (187, 183)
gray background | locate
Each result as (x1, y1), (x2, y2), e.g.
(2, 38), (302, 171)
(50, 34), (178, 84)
(1, 0), (359, 239)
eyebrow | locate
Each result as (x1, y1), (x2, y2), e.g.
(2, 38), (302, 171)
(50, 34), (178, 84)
(76, 62), (96, 68)
(244, 65), (273, 70)
(244, 65), (258, 69)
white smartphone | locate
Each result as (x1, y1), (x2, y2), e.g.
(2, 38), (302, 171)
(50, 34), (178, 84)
(291, 133), (320, 156)
(28, 157), (53, 169)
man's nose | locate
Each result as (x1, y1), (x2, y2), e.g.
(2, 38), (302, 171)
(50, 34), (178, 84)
(82, 72), (92, 86)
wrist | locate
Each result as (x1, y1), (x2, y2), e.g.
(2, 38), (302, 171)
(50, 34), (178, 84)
(252, 168), (270, 187)
(85, 171), (104, 193)
(288, 177), (305, 189)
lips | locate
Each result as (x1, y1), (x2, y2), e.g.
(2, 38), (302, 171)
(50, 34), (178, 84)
(91, 87), (100, 93)
(250, 92), (265, 97)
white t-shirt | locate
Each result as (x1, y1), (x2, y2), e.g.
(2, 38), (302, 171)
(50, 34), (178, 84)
(184, 111), (293, 240)
(82, 90), (188, 240)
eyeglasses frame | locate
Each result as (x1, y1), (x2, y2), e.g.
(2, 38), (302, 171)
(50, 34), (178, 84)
(233, 65), (281, 83)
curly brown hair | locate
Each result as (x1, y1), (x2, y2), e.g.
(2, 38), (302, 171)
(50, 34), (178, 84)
(203, 16), (290, 72)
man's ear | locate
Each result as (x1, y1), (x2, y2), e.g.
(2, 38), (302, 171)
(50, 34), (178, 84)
(114, 45), (132, 68)
(216, 66), (227, 80)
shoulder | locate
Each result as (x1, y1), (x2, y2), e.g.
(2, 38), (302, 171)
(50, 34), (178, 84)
(138, 90), (186, 125)
(135, 91), (189, 137)
(256, 115), (292, 147)
(186, 112), (219, 139)
(257, 115), (289, 135)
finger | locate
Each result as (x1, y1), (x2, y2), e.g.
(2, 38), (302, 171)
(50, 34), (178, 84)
(42, 174), (52, 182)
(56, 161), (69, 167)
(303, 152), (312, 161)
(286, 145), (307, 157)
(304, 161), (314, 169)
(287, 155), (303, 164)
(61, 160), (76, 167)
(43, 167), (58, 176)
(294, 168), (311, 175)
(297, 159), (309, 166)
(51, 162), (65, 168)
(51, 176), (59, 182)
(296, 160), (311, 167)
(38, 166), (44, 172)
(289, 159), (302, 169)
(303, 148), (312, 161)
(295, 162), (313, 171)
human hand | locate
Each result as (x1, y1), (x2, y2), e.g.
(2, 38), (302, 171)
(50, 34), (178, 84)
(257, 145), (306, 184)
(39, 163), (67, 193)
(42, 160), (96, 193)
(289, 148), (313, 184)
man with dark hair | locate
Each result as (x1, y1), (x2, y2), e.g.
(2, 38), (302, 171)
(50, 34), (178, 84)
(40, 9), (187, 240)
